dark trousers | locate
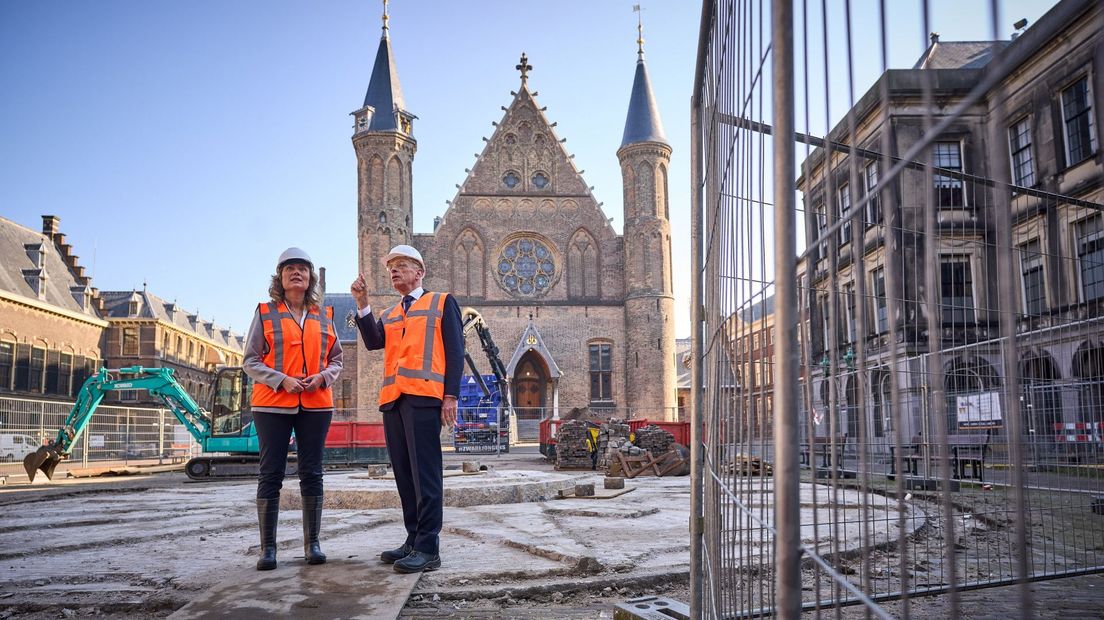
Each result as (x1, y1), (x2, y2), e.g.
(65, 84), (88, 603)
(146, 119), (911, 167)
(254, 410), (333, 500)
(383, 396), (444, 555)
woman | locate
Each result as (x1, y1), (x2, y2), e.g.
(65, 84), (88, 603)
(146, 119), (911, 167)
(243, 247), (342, 570)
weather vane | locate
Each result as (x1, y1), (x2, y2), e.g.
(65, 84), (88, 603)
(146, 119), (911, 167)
(634, 5), (645, 58)
(516, 52), (532, 84)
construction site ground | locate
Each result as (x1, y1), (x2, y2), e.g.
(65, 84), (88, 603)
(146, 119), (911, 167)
(0, 445), (1101, 619)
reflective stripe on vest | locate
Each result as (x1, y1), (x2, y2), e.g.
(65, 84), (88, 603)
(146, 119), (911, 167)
(251, 302), (336, 410)
(379, 292), (448, 405)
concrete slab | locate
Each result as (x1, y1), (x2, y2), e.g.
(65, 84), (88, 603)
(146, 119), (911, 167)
(558, 486), (637, 499)
(168, 560), (420, 619)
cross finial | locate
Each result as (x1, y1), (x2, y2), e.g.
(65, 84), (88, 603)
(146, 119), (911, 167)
(382, 0), (390, 36)
(516, 52), (532, 84)
(634, 5), (645, 59)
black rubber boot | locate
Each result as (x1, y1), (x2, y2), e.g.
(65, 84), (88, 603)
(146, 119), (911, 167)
(302, 495), (326, 565)
(256, 498), (279, 570)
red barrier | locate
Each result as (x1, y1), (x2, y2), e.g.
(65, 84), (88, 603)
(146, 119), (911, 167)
(353, 422), (387, 446)
(325, 421), (353, 447)
(629, 419), (691, 446)
(325, 421), (387, 448)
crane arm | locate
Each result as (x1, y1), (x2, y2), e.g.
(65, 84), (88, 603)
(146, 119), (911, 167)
(25, 366), (212, 481)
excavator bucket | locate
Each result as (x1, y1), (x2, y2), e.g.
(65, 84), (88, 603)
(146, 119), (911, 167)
(23, 444), (64, 483)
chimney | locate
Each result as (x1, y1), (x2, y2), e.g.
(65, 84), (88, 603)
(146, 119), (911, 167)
(41, 215), (60, 238)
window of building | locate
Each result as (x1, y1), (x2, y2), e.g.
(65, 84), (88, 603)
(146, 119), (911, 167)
(588, 343), (613, 402)
(45, 350), (60, 394)
(933, 141), (964, 207)
(815, 202), (827, 249)
(29, 346), (45, 393)
(0, 341), (13, 390)
(1076, 215), (1104, 303)
(837, 184), (851, 246)
(58, 352), (72, 396)
(1008, 117), (1035, 187)
(13, 344), (30, 391)
(162, 333), (171, 357)
(871, 267), (888, 333)
(819, 295), (831, 351)
(1019, 240), (1046, 316)
(843, 283), (857, 343)
(940, 256), (976, 323)
(188, 340), (194, 362)
(122, 327), (139, 356)
(864, 162), (880, 225)
(176, 336), (183, 356)
(1062, 77), (1098, 167)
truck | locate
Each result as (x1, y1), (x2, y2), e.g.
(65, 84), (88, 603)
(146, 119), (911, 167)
(455, 308), (513, 454)
(25, 365), (272, 482)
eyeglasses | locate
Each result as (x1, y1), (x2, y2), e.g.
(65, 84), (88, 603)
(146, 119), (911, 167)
(388, 261), (420, 271)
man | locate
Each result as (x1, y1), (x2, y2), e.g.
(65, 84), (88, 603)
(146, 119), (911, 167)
(350, 244), (463, 573)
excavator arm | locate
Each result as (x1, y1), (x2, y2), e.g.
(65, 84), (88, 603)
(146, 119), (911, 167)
(458, 308), (515, 452)
(24, 366), (212, 482)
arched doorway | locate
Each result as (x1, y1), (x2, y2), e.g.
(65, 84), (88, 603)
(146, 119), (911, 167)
(1021, 353), (1061, 440)
(944, 357), (1001, 432)
(513, 351), (548, 440)
(1073, 342), (1104, 423)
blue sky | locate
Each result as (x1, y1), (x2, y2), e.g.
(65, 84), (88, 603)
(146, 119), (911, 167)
(1, 1), (1058, 339)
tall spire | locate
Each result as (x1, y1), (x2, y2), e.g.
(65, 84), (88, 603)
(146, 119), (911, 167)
(621, 6), (668, 148)
(362, 0), (408, 132)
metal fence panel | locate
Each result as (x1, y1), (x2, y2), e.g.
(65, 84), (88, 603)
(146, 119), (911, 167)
(692, 0), (1104, 617)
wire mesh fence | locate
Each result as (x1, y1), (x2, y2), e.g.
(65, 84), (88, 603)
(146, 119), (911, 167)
(691, 0), (1103, 617)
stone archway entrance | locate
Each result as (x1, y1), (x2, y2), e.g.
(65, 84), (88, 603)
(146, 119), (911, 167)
(513, 351), (548, 440)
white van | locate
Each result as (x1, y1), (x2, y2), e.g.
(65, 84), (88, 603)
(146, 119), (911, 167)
(0, 434), (40, 462)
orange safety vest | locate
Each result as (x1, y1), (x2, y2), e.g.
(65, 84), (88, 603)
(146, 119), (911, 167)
(379, 292), (448, 406)
(251, 302), (337, 411)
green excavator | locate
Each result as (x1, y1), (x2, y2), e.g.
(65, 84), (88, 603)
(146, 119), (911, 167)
(24, 365), (266, 482)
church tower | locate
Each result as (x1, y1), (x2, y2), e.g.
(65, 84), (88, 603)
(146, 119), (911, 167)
(353, 1), (416, 419)
(618, 16), (677, 420)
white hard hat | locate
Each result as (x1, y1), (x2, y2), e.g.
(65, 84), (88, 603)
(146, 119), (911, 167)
(382, 244), (424, 269)
(277, 247), (313, 270)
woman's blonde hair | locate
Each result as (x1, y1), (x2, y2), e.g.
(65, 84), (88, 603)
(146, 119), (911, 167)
(268, 265), (322, 308)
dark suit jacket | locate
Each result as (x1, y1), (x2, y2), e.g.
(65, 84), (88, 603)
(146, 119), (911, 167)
(356, 291), (465, 412)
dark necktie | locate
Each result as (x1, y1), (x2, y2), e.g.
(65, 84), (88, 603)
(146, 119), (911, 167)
(401, 295), (414, 314)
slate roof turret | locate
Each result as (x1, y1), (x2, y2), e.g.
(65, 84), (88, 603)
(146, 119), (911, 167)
(620, 16), (668, 149)
(362, 4), (409, 133)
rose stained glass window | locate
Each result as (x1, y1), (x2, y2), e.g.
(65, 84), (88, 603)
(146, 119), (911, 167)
(497, 238), (556, 297)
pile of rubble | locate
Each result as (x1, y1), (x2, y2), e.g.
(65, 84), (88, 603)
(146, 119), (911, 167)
(555, 420), (596, 470)
(595, 419), (632, 469)
(633, 425), (675, 457)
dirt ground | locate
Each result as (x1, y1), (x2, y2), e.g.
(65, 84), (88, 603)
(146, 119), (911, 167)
(1, 446), (1101, 619)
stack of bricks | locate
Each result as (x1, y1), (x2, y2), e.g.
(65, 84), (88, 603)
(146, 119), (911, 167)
(555, 420), (595, 470)
(596, 419), (632, 468)
(634, 425), (675, 457)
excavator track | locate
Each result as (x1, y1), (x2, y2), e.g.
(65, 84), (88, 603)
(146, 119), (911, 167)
(184, 456), (298, 481)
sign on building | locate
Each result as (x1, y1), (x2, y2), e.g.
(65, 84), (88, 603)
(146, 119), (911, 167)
(957, 392), (1003, 429)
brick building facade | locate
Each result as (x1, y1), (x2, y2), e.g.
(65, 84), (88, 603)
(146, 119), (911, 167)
(332, 18), (679, 431)
(0, 215), (243, 408)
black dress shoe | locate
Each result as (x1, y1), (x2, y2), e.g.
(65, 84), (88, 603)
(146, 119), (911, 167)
(380, 543), (413, 564)
(393, 550), (441, 573)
